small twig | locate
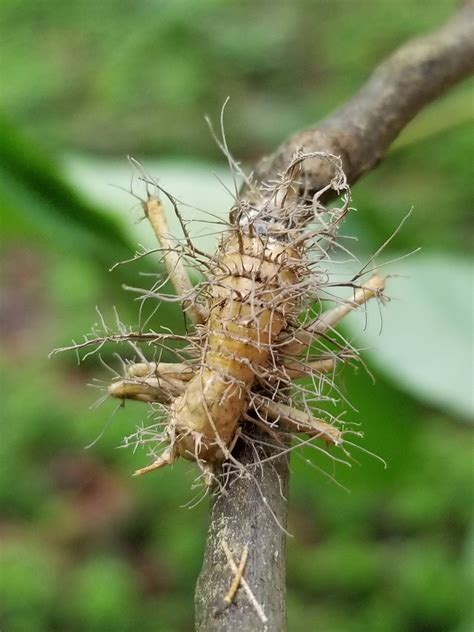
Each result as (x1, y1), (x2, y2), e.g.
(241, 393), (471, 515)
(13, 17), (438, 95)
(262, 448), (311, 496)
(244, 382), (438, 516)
(221, 540), (268, 625)
(224, 543), (249, 604)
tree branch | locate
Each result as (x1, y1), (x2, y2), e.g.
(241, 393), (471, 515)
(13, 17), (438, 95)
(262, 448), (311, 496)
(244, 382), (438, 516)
(252, 1), (474, 197)
(195, 6), (474, 631)
(195, 431), (289, 631)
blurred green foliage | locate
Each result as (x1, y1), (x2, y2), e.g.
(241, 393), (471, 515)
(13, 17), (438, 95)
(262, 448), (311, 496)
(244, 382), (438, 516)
(0, 116), (135, 269)
(1, 0), (472, 160)
(0, 1), (473, 631)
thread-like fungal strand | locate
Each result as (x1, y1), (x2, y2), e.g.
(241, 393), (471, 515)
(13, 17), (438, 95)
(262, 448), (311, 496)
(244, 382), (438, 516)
(64, 151), (389, 484)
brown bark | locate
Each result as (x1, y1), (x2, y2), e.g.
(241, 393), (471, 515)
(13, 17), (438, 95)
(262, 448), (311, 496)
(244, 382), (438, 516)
(250, 1), (474, 200)
(195, 5), (474, 631)
(195, 427), (289, 631)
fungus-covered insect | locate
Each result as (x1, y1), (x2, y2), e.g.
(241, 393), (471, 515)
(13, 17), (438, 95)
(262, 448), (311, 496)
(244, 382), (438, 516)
(56, 150), (388, 487)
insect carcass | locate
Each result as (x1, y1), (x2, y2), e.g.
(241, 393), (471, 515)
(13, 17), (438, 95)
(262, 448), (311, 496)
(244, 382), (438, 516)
(62, 151), (386, 483)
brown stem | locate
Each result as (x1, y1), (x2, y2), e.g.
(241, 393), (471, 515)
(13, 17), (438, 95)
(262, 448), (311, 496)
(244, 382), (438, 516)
(195, 428), (289, 632)
(195, 6), (474, 631)
(250, 1), (474, 198)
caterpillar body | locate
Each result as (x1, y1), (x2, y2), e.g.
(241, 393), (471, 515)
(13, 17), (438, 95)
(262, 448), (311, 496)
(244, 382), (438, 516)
(60, 151), (387, 484)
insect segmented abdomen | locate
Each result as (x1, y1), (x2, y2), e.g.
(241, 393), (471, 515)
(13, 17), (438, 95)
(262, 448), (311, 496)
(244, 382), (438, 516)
(171, 231), (303, 464)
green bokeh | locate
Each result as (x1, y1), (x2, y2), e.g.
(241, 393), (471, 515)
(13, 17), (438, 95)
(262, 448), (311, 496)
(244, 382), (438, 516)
(0, 2), (472, 631)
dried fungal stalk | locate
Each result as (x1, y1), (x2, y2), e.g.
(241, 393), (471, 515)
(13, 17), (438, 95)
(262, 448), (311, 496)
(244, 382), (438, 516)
(57, 151), (388, 491)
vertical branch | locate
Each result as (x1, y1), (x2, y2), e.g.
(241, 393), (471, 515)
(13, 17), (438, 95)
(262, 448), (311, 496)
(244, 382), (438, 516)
(195, 429), (289, 632)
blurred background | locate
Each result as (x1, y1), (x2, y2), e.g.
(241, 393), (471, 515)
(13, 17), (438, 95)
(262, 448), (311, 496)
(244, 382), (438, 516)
(1, 1), (473, 631)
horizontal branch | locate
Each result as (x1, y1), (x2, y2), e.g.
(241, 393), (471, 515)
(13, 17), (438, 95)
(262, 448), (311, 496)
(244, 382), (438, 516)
(251, 1), (474, 196)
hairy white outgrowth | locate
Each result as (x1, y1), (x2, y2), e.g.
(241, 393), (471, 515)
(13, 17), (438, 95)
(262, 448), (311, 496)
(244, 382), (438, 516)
(54, 150), (390, 492)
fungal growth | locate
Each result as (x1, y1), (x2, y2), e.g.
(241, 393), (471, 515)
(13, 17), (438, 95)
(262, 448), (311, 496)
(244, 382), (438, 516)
(57, 150), (388, 487)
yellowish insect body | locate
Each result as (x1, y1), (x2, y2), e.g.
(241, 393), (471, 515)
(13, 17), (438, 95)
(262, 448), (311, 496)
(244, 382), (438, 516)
(171, 232), (302, 464)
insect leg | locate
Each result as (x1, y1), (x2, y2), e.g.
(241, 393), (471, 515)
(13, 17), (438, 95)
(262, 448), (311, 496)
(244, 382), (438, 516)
(143, 196), (207, 325)
(282, 357), (336, 379)
(282, 274), (386, 356)
(308, 274), (386, 336)
(126, 361), (194, 381)
(108, 361), (192, 404)
(251, 396), (343, 446)
(133, 445), (176, 476)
